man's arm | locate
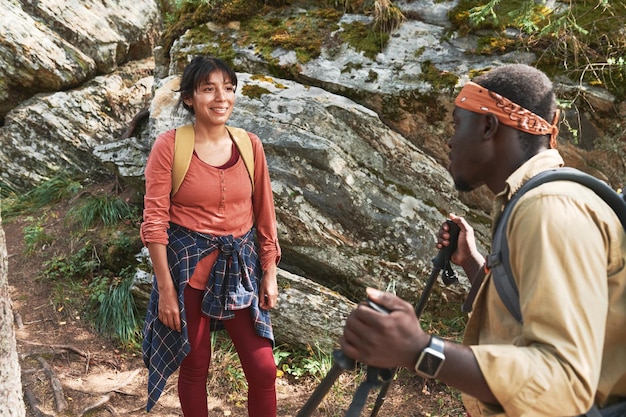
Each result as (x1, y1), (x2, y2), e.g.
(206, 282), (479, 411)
(340, 288), (498, 404)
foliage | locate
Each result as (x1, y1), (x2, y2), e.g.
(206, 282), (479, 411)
(160, 0), (404, 68)
(450, 0), (626, 101)
(275, 343), (336, 380)
(337, 0), (406, 57)
(243, 9), (341, 64)
(159, 0), (214, 54)
(42, 234), (143, 346)
(86, 267), (142, 346)
(372, 0), (405, 33)
(1, 175), (82, 220)
(65, 194), (138, 230)
(5, 176), (144, 346)
(43, 243), (100, 281)
(0, 181), (18, 199)
(418, 61), (460, 94)
(22, 215), (55, 254)
(340, 20), (390, 60)
(592, 129), (626, 181)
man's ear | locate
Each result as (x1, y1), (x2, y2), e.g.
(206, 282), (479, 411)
(483, 113), (499, 139)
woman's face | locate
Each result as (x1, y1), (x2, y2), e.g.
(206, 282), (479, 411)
(184, 70), (236, 127)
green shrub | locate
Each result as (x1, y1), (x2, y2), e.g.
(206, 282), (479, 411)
(66, 194), (138, 230)
(87, 268), (142, 346)
(22, 216), (55, 254)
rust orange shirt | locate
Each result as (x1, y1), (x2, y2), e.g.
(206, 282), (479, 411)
(141, 128), (281, 289)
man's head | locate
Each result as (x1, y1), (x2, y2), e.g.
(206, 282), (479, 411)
(448, 64), (559, 193)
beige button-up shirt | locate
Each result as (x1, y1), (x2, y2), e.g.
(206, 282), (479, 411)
(463, 150), (626, 416)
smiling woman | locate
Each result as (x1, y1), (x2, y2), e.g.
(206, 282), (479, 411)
(140, 56), (282, 417)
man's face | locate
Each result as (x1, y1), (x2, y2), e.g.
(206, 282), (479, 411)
(448, 107), (490, 192)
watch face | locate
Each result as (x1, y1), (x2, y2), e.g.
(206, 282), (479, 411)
(416, 348), (445, 376)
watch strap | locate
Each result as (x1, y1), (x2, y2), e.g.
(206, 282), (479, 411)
(429, 335), (445, 353)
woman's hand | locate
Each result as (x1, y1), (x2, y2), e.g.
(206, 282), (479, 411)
(147, 242), (181, 332)
(259, 264), (278, 310)
(157, 284), (181, 332)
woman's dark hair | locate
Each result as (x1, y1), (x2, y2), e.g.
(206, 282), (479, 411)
(472, 64), (559, 156)
(175, 56), (238, 115)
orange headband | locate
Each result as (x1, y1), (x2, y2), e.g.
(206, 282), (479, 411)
(455, 81), (559, 149)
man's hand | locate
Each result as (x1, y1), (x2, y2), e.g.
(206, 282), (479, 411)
(437, 214), (484, 282)
(340, 288), (430, 369)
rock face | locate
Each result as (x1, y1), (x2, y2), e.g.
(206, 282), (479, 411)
(0, 0), (160, 119)
(1, 60), (154, 190)
(134, 73), (473, 350)
(0, 215), (25, 416)
(1, 0), (623, 349)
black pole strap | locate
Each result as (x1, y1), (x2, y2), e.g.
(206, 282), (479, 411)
(296, 350), (355, 417)
(345, 367), (393, 417)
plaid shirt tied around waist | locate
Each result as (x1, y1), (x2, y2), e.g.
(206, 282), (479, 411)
(142, 223), (274, 411)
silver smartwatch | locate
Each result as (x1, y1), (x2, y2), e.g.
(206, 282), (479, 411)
(414, 335), (445, 379)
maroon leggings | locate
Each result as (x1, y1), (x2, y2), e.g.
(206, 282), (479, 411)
(179, 286), (277, 417)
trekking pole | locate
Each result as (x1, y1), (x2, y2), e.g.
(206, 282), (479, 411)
(296, 220), (460, 417)
(369, 220), (460, 417)
(296, 349), (356, 417)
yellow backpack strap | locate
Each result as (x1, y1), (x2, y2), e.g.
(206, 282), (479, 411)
(226, 125), (255, 192)
(172, 124), (195, 197)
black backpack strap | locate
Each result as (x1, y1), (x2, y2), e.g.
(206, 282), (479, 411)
(580, 405), (603, 417)
(487, 167), (626, 323)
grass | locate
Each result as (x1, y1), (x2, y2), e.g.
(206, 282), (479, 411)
(1, 176), (83, 220)
(87, 268), (143, 347)
(65, 193), (138, 230)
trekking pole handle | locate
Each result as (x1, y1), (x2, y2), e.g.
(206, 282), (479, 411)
(432, 219), (460, 270)
(366, 298), (390, 315)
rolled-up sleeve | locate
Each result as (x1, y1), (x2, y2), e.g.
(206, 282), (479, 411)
(249, 133), (281, 271)
(140, 130), (176, 245)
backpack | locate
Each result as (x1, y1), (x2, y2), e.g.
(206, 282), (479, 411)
(486, 167), (626, 323)
(171, 124), (255, 196)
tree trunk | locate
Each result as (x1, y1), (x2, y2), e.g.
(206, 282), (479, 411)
(0, 213), (26, 416)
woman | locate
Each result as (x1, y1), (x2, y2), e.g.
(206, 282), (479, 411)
(141, 56), (281, 417)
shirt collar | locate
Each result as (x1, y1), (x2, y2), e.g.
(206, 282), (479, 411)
(492, 149), (564, 232)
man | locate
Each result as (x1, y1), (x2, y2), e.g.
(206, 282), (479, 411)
(340, 64), (626, 416)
